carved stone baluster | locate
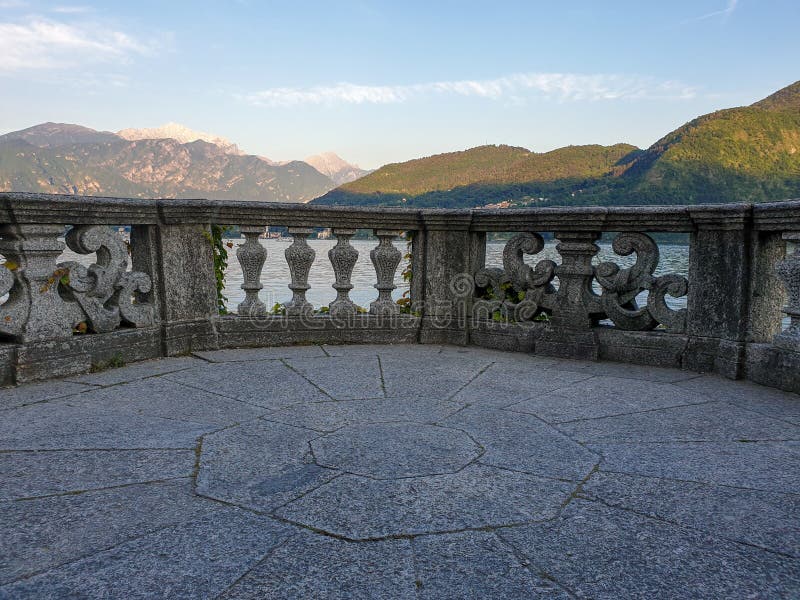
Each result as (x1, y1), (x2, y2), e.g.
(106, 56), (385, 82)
(285, 227), (315, 316)
(550, 231), (602, 328)
(328, 229), (359, 317)
(0, 224), (74, 342)
(236, 226), (267, 316)
(370, 230), (403, 316)
(775, 232), (800, 351)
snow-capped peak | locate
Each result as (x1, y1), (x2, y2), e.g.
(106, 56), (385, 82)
(117, 122), (242, 155)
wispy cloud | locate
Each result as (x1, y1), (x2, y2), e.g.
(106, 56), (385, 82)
(0, 16), (160, 71)
(687, 0), (739, 22)
(52, 5), (93, 13)
(238, 73), (697, 107)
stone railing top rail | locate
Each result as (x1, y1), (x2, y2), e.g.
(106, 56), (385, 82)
(2, 192), (799, 232)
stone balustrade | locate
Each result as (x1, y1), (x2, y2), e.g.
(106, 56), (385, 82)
(0, 192), (798, 393)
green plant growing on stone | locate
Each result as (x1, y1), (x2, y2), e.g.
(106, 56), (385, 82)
(89, 353), (125, 372)
(398, 232), (414, 314)
(203, 225), (232, 314)
(270, 303), (286, 315)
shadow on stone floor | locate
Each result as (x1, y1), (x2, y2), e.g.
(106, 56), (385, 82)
(1, 344), (798, 598)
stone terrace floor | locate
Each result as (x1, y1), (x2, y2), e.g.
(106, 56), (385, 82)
(1, 344), (799, 599)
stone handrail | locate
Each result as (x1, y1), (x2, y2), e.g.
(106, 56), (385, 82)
(0, 192), (798, 394)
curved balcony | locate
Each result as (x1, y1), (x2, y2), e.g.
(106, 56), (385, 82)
(0, 193), (798, 597)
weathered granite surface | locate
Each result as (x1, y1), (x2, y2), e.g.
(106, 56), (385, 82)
(1, 344), (798, 598)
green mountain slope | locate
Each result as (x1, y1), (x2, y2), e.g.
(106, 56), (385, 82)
(0, 124), (335, 202)
(314, 80), (800, 208)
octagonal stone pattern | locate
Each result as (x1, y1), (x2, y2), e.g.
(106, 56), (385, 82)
(310, 422), (482, 479)
(2, 343), (799, 599)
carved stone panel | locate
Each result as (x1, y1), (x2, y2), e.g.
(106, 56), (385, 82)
(58, 225), (155, 332)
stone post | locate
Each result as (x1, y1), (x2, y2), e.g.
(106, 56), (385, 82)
(236, 226), (267, 316)
(747, 232), (787, 343)
(418, 212), (476, 344)
(132, 224), (219, 355)
(686, 205), (752, 377)
(774, 232), (800, 352)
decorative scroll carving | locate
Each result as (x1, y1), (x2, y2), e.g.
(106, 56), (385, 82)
(596, 232), (687, 333)
(474, 232), (556, 321)
(370, 230), (402, 316)
(0, 224), (73, 341)
(236, 226), (267, 316)
(775, 232), (800, 351)
(473, 231), (688, 332)
(285, 227), (315, 316)
(58, 225), (154, 332)
(329, 229), (359, 317)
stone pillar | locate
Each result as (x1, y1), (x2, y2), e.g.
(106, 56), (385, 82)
(285, 227), (315, 316)
(236, 226), (267, 316)
(747, 232), (786, 343)
(686, 206), (752, 378)
(369, 230), (402, 316)
(133, 224), (219, 355)
(329, 229), (359, 317)
(418, 212), (475, 344)
(774, 232), (800, 352)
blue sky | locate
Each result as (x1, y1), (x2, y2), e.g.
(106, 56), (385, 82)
(0, 0), (797, 168)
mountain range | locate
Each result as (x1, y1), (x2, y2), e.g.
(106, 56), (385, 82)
(0, 123), (366, 203)
(2, 80), (799, 208)
(315, 80), (800, 208)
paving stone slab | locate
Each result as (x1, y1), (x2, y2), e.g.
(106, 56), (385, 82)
(0, 400), (212, 450)
(380, 353), (494, 399)
(193, 345), (327, 362)
(442, 404), (598, 481)
(560, 401), (800, 442)
(0, 480), (218, 584)
(547, 359), (700, 383)
(219, 530), (416, 600)
(0, 508), (293, 600)
(311, 422), (481, 478)
(584, 471), (800, 557)
(64, 357), (205, 387)
(506, 376), (710, 423)
(500, 500), (800, 599)
(275, 464), (573, 540)
(321, 343), (443, 358)
(164, 361), (330, 409)
(451, 361), (594, 406)
(592, 440), (800, 494)
(284, 355), (384, 399)
(0, 380), (93, 411)
(265, 396), (463, 433)
(64, 377), (268, 426)
(197, 419), (337, 512)
(0, 448), (194, 499)
(412, 531), (570, 599)
(675, 374), (800, 424)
